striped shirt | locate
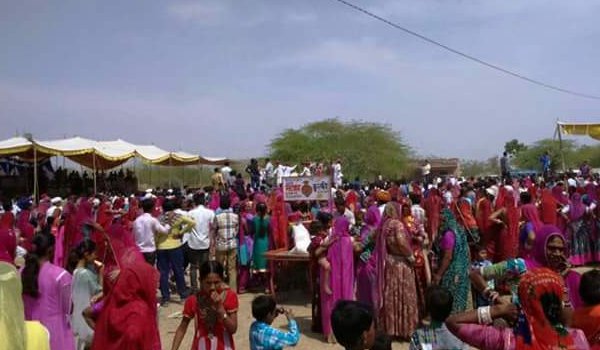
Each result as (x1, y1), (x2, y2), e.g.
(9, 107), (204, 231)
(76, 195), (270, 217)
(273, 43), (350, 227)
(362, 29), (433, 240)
(212, 209), (239, 251)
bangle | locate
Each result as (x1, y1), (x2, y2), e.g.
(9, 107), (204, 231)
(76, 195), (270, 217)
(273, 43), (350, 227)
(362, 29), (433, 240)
(477, 306), (493, 325)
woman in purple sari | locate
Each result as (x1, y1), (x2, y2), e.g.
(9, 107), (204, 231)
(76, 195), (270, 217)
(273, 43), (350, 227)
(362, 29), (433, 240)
(562, 193), (593, 266)
(355, 198), (381, 309)
(471, 224), (583, 309)
(321, 216), (355, 343)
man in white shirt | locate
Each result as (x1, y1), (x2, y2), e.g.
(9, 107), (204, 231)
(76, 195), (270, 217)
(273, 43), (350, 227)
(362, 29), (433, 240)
(332, 160), (343, 188)
(186, 192), (215, 293)
(133, 198), (171, 265)
(264, 158), (274, 186)
(220, 161), (233, 188)
(46, 197), (63, 220)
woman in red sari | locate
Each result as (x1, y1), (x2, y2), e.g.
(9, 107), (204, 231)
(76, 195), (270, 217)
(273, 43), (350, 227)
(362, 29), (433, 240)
(539, 188), (558, 225)
(489, 188), (520, 262)
(423, 188), (442, 243)
(92, 223), (161, 350)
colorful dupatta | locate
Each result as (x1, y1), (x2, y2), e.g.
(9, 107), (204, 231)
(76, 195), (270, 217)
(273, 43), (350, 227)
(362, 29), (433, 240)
(515, 268), (575, 350)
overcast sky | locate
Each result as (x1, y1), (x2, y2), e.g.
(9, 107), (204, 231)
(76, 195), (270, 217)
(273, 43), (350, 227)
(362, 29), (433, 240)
(1, 0), (599, 160)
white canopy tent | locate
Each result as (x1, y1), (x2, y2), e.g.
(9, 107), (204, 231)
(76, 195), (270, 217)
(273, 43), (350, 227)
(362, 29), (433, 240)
(0, 136), (228, 199)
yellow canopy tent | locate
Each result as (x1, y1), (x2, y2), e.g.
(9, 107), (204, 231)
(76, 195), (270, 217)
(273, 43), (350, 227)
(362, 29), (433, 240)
(0, 136), (228, 199)
(555, 121), (600, 170)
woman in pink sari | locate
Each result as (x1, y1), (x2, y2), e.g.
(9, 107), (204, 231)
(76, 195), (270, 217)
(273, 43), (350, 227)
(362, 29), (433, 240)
(355, 198), (381, 309)
(321, 216), (354, 342)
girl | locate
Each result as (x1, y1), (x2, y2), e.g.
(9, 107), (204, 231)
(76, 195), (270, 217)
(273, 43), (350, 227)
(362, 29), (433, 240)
(22, 233), (75, 350)
(171, 261), (239, 350)
(69, 240), (102, 350)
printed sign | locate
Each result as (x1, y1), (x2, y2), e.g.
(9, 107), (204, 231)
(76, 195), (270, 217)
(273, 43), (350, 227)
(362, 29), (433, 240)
(282, 176), (331, 201)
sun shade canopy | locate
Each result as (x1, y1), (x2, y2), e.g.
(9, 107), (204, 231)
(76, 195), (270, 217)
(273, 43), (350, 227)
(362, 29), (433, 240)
(0, 136), (228, 170)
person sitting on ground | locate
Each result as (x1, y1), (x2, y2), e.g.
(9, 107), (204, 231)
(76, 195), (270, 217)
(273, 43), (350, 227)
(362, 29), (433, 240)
(249, 295), (300, 350)
(572, 269), (600, 349)
(330, 300), (376, 350)
(409, 286), (468, 350)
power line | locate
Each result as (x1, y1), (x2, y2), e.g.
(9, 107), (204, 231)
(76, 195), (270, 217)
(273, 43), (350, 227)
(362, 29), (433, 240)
(331, 0), (600, 100)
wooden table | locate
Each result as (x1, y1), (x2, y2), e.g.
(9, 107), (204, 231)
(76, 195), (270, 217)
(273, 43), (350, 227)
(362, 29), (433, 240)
(264, 248), (311, 301)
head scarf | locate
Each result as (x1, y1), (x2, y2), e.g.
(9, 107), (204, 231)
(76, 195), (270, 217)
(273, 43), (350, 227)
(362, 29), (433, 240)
(539, 189), (558, 225)
(515, 268), (575, 350)
(376, 190), (391, 204)
(521, 204), (543, 232)
(91, 223), (160, 350)
(527, 225), (567, 269)
(0, 262), (26, 350)
(552, 185), (569, 206)
(375, 202), (402, 313)
(0, 229), (17, 265)
(568, 193), (585, 221)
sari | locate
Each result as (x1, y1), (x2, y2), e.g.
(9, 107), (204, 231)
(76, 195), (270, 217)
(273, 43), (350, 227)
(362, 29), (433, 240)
(269, 189), (288, 249)
(91, 223), (161, 350)
(539, 189), (557, 225)
(16, 209), (34, 252)
(0, 211), (15, 229)
(476, 196), (494, 250)
(0, 228), (17, 265)
(566, 193), (593, 266)
(526, 225), (583, 308)
(423, 189), (442, 242)
(454, 268), (588, 350)
(437, 208), (471, 314)
(321, 216), (354, 338)
(519, 204), (542, 258)
(356, 203), (380, 308)
(376, 202), (418, 338)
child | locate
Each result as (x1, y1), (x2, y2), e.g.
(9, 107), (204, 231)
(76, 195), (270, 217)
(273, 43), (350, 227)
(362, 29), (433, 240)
(250, 295), (300, 350)
(470, 245), (494, 307)
(409, 286), (468, 350)
(331, 300), (376, 350)
(309, 215), (336, 295)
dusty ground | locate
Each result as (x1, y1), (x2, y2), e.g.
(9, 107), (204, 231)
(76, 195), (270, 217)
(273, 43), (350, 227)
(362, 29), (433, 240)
(158, 289), (410, 350)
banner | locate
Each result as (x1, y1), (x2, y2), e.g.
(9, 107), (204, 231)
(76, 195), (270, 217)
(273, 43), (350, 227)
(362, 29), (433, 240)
(282, 176), (331, 201)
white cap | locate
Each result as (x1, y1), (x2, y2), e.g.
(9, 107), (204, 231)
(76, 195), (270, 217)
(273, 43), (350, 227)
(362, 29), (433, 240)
(92, 198), (100, 206)
(146, 188), (153, 193)
(51, 197), (62, 204)
(567, 178), (577, 187)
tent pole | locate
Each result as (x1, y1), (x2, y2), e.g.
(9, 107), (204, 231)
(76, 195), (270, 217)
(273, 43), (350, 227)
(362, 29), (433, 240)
(169, 158), (173, 189)
(556, 122), (566, 172)
(93, 152), (97, 195)
(33, 143), (38, 204)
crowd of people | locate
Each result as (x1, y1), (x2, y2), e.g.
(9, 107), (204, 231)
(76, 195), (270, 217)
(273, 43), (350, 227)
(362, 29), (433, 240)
(1, 158), (600, 350)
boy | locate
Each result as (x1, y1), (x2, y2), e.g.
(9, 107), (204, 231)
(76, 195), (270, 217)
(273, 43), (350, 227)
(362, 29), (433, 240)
(409, 286), (468, 350)
(250, 295), (300, 350)
(331, 300), (376, 350)
(470, 244), (494, 307)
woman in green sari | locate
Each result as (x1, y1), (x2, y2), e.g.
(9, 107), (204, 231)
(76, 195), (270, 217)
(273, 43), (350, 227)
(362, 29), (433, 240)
(251, 202), (271, 292)
(432, 207), (471, 313)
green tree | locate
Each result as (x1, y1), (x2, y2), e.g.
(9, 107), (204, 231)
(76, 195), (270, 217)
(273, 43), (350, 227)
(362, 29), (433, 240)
(269, 119), (411, 179)
(504, 139), (527, 156)
(513, 139), (577, 171)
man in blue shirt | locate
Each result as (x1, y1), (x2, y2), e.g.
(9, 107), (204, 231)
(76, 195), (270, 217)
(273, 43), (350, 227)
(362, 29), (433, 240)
(540, 151), (551, 179)
(250, 295), (300, 350)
